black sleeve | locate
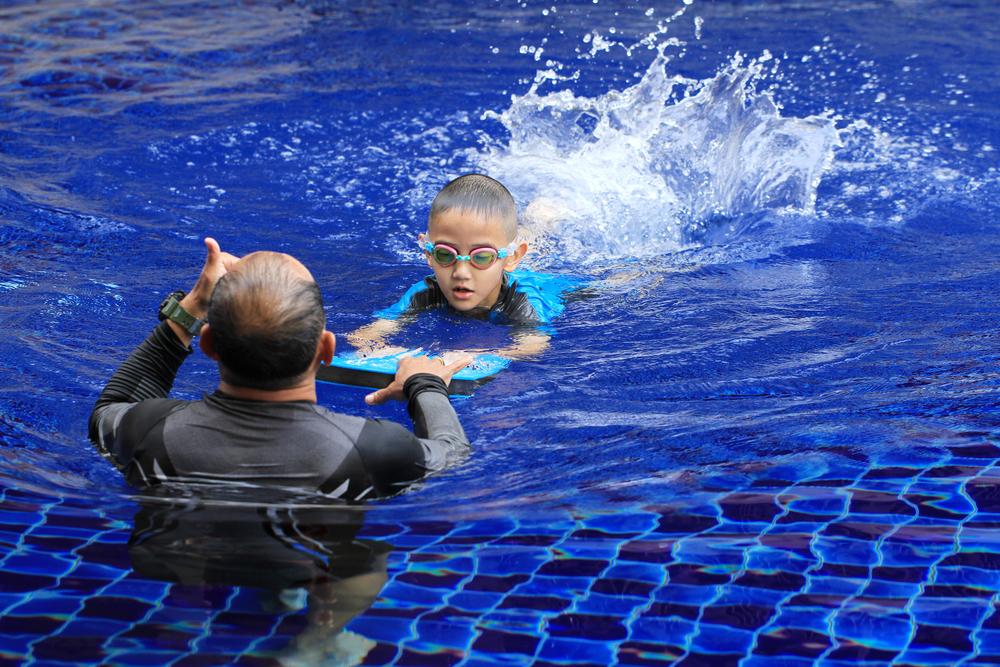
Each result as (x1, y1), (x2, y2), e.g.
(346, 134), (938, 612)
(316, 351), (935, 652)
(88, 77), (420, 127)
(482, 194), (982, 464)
(354, 419), (433, 496)
(352, 374), (470, 496)
(88, 322), (191, 459)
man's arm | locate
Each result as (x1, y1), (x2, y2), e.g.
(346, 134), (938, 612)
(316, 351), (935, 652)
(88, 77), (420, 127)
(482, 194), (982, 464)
(89, 237), (237, 459)
(88, 322), (191, 458)
(350, 356), (471, 496)
(402, 373), (469, 470)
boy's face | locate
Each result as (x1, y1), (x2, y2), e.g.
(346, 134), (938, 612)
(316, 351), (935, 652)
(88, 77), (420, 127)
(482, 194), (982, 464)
(424, 209), (527, 313)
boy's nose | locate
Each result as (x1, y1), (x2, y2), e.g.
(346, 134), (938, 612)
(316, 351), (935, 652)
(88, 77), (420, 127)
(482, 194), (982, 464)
(451, 259), (473, 279)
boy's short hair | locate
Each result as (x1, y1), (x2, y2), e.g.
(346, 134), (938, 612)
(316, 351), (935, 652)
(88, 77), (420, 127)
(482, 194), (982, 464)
(429, 174), (517, 241)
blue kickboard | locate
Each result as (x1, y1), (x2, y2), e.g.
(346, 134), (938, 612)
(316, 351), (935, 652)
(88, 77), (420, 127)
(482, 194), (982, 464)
(316, 351), (510, 395)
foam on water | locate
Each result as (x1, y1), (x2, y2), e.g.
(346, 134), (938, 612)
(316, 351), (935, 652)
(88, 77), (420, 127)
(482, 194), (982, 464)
(476, 31), (840, 265)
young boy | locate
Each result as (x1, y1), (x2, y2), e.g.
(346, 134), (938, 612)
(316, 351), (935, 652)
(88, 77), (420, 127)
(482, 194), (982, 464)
(348, 174), (570, 360)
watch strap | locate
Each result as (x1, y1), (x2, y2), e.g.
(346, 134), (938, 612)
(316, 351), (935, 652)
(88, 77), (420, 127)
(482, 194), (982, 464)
(159, 296), (205, 336)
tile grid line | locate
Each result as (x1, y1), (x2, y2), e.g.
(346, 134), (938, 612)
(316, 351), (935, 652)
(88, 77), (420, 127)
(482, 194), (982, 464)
(614, 489), (725, 666)
(743, 461), (873, 662)
(816, 450), (952, 663)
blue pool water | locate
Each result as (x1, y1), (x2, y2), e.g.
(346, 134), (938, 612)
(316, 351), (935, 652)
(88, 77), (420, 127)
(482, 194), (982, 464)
(1, 0), (999, 665)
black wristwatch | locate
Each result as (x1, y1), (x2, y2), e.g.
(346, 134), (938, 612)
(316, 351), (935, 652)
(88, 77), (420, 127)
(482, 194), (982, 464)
(158, 290), (205, 336)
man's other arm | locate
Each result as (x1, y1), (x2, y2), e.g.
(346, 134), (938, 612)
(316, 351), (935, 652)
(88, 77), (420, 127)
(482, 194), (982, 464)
(353, 360), (471, 496)
(88, 322), (191, 459)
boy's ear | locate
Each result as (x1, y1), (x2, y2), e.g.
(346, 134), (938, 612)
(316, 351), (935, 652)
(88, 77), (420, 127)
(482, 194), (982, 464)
(418, 232), (434, 269)
(504, 241), (529, 271)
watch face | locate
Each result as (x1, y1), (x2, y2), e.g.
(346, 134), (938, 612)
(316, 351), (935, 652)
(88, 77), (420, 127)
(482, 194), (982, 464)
(158, 291), (186, 320)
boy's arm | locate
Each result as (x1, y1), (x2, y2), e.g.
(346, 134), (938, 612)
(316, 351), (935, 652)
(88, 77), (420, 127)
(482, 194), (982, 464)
(346, 318), (406, 357)
(347, 277), (437, 357)
(438, 330), (551, 365)
(499, 330), (551, 358)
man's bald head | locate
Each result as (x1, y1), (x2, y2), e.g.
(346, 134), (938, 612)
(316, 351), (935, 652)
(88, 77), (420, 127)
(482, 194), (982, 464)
(208, 252), (325, 390)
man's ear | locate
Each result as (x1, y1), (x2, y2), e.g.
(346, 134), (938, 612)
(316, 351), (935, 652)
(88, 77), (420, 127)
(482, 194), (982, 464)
(317, 330), (335, 366)
(504, 241), (529, 271)
(199, 325), (220, 360)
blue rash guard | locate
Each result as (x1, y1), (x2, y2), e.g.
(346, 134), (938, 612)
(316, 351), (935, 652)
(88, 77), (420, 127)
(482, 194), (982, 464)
(375, 269), (579, 326)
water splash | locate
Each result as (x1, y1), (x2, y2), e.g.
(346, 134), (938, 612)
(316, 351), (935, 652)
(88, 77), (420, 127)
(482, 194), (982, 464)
(477, 43), (840, 264)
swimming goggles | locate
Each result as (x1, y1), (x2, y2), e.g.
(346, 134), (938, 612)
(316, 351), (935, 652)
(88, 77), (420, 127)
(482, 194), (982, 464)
(421, 240), (516, 270)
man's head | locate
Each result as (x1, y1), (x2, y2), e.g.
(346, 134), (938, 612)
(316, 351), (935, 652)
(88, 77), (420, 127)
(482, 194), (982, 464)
(423, 174), (529, 313)
(201, 252), (333, 390)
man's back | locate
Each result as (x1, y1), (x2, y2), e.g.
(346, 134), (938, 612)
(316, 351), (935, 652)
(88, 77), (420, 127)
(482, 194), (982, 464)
(108, 389), (441, 500)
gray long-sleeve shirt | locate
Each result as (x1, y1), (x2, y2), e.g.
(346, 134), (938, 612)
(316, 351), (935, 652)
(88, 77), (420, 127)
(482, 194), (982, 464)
(88, 322), (469, 499)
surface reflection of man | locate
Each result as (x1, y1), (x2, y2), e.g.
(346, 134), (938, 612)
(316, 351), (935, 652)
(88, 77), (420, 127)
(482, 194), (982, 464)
(129, 488), (388, 664)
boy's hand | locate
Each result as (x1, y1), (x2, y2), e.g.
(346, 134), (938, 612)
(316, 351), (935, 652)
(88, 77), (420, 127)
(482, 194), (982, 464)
(364, 354), (471, 406)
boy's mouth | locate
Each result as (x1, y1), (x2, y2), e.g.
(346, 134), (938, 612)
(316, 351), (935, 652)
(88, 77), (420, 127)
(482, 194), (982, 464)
(451, 285), (475, 301)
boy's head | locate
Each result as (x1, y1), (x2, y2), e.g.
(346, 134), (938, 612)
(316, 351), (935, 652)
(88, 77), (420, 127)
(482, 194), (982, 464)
(422, 174), (528, 313)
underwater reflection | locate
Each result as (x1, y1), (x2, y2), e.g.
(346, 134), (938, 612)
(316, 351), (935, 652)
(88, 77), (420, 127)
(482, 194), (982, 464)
(128, 489), (389, 665)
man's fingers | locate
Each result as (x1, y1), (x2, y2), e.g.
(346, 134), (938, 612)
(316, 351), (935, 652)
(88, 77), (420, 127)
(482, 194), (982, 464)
(445, 356), (473, 374)
(204, 237), (221, 263)
(365, 386), (394, 405)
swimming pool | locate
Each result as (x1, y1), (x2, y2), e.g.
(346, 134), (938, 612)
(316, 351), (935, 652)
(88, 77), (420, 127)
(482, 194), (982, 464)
(1, 0), (998, 664)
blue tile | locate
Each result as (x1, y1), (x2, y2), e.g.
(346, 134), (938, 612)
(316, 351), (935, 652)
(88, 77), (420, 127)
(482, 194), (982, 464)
(67, 562), (125, 581)
(512, 575), (588, 599)
(346, 615), (414, 644)
(602, 562), (665, 584)
(652, 583), (718, 605)
(746, 547), (812, 573)
(538, 636), (615, 663)
(741, 655), (815, 667)
(574, 592), (647, 616)
(769, 607), (832, 634)
(584, 512), (659, 534)
(714, 585), (789, 607)
(897, 646), (971, 665)
(861, 579), (921, 599)
(412, 617), (475, 650)
(476, 550), (549, 576)
(813, 537), (877, 566)
(832, 609), (913, 650)
(3, 553), (75, 577)
(450, 590), (504, 612)
(974, 627), (1000, 653)
(910, 598), (989, 628)
(555, 541), (619, 561)
(690, 622), (753, 653)
(104, 650), (193, 666)
(9, 593), (80, 616)
(802, 575), (864, 597)
(480, 610), (545, 633)
(101, 579), (169, 601)
(935, 566), (1000, 589)
(629, 615), (694, 644)
(381, 580), (450, 607)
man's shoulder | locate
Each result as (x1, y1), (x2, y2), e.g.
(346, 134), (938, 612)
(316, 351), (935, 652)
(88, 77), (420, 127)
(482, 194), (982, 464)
(309, 403), (369, 430)
(122, 397), (191, 430)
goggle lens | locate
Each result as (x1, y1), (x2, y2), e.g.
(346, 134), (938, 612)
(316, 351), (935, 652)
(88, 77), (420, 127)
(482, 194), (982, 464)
(470, 249), (499, 268)
(432, 246), (458, 266)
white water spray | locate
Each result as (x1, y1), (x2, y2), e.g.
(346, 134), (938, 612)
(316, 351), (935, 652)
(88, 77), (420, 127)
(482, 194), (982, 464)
(476, 27), (840, 264)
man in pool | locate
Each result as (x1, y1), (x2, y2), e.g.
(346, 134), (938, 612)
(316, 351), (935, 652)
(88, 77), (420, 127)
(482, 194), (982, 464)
(88, 238), (470, 499)
(349, 174), (566, 404)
